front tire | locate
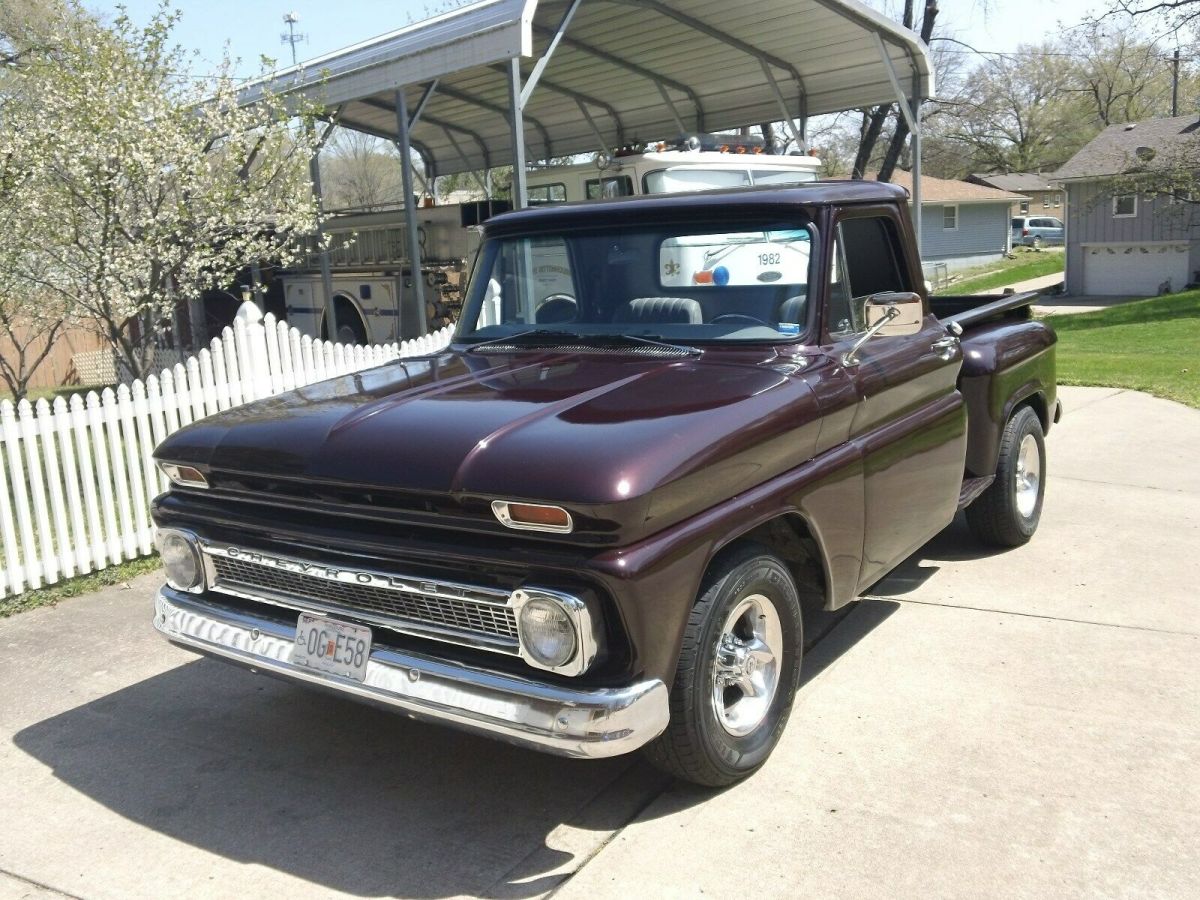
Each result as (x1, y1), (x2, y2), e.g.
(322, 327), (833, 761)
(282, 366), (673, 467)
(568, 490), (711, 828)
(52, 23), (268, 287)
(967, 405), (1046, 547)
(643, 545), (803, 787)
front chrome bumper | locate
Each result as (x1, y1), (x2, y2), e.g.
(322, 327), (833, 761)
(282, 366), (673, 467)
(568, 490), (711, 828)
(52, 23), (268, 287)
(154, 588), (669, 759)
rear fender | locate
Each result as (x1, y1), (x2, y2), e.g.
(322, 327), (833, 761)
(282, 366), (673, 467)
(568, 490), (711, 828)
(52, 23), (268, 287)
(960, 320), (1057, 477)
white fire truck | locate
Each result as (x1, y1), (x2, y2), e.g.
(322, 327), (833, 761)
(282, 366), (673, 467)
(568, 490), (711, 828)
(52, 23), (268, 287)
(276, 135), (822, 344)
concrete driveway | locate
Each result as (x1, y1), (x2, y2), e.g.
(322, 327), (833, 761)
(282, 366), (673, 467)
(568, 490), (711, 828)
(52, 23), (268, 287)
(2, 386), (1197, 899)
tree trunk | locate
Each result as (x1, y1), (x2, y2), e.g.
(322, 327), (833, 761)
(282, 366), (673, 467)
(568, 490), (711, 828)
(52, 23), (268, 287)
(759, 122), (781, 153)
(852, 106), (891, 179)
(877, 1), (938, 182)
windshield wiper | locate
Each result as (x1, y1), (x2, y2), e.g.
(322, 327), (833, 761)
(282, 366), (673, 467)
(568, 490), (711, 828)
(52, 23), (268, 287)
(465, 329), (699, 356)
(463, 329), (578, 353)
(574, 332), (701, 355)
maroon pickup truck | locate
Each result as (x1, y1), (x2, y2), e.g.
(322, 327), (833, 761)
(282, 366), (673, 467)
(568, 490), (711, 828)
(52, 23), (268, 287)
(151, 182), (1058, 786)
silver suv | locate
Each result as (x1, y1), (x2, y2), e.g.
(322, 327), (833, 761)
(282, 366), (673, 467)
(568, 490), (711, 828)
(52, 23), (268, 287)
(1012, 216), (1064, 247)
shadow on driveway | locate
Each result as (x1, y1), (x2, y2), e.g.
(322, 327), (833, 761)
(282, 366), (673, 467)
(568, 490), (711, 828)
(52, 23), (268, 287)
(869, 513), (1010, 598)
(12, 597), (899, 898)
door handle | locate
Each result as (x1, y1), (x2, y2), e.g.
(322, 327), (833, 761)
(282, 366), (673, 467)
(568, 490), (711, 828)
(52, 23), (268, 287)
(931, 336), (959, 360)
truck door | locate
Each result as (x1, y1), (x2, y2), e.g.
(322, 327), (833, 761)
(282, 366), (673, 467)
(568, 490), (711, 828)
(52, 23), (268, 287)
(825, 209), (967, 588)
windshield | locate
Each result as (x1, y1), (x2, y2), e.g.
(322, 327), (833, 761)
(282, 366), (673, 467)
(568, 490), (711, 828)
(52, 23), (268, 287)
(456, 219), (816, 345)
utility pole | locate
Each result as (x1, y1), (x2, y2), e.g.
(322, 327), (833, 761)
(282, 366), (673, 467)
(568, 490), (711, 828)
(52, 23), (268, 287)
(1172, 48), (1180, 117)
(281, 12), (307, 66)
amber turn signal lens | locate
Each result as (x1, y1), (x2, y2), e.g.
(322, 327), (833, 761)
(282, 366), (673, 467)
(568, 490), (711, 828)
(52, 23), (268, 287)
(509, 504), (570, 528)
(491, 501), (574, 533)
(159, 463), (209, 489)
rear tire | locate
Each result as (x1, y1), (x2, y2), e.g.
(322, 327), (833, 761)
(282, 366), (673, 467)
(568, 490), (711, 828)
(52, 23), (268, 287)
(643, 544), (803, 787)
(967, 405), (1046, 547)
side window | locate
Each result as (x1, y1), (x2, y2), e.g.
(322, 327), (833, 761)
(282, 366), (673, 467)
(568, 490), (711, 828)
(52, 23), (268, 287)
(644, 168), (750, 193)
(528, 183), (567, 204)
(750, 168), (817, 186)
(586, 176), (634, 199)
(828, 216), (909, 338)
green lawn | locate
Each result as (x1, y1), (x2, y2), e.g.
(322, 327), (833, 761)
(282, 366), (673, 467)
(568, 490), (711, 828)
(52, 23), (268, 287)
(1051, 291), (1200, 408)
(937, 250), (1064, 296)
(0, 554), (161, 618)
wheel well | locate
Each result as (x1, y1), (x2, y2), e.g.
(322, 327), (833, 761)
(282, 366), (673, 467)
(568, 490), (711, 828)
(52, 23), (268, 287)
(1015, 392), (1049, 431)
(319, 293), (370, 345)
(715, 514), (828, 614)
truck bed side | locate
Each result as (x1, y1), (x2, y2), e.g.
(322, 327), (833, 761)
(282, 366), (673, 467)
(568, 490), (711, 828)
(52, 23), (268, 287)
(931, 292), (1058, 478)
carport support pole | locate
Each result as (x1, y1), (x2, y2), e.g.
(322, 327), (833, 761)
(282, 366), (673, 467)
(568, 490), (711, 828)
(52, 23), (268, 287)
(396, 88), (428, 337)
(307, 129), (339, 341)
(911, 94), (922, 259)
(507, 58), (528, 209)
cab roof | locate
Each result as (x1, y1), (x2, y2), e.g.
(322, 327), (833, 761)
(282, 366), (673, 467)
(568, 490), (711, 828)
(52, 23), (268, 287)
(484, 180), (909, 234)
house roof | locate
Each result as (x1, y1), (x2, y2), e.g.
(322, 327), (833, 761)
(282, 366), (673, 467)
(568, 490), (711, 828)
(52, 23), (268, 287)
(967, 172), (1057, 193)
(238, 0), (934, 177)
(1053, 114), (1200, 181)
(879, 171), (1026, 204)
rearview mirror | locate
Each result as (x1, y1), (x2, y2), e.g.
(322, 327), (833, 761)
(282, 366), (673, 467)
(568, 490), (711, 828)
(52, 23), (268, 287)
(865, 291), (924, 337)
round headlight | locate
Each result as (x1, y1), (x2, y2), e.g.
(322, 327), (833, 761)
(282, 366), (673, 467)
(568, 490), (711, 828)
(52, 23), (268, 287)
(518, 597), (577, 669)
(159, 531), (204, 592)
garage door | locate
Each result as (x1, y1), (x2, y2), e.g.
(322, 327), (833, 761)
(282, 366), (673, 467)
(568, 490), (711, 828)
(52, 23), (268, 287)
(1081, 242), (1190, 295)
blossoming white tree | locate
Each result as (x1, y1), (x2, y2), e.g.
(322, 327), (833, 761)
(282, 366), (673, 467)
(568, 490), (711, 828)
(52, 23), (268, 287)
(0, 1), (324, 382)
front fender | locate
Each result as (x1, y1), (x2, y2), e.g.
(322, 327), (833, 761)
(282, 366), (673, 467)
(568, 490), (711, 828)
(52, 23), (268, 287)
(584, 442), (865, 686)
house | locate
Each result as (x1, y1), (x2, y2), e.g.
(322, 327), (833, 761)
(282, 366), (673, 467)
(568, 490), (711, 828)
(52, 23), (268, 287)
(880, 171), (1026, 274)
(966, 173), (1064, 216)
(1053, 115), (1200, 296)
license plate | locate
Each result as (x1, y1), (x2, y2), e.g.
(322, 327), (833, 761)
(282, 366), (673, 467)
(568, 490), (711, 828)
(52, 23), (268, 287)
(293, 614), (372, 683)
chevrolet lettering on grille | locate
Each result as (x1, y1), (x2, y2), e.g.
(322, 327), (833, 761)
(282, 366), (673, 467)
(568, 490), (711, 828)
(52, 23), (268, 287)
(224, 547), (467, 597)
(205, 543), (520, 653)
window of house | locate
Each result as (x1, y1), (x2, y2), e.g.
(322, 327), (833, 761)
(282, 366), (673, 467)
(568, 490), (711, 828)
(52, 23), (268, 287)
(1053, 195), (1061, 207)
(527, 183), (567, 205)
(943, 205), (958, 231)
(586, 175), (634, 200)
(1019, 201), (1030, 214)
(1113, 194), (1137, 217)
(1043, 195), (1051, 208)
(828, 216), (909, 338)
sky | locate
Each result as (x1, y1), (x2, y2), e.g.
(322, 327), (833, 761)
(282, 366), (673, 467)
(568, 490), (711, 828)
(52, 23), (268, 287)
(93, 0), (1122, 81)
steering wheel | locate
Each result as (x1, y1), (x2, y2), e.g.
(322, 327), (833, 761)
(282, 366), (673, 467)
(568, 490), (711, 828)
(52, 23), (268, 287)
(535, 294), (578, 324)
(710, 313), (772, 327)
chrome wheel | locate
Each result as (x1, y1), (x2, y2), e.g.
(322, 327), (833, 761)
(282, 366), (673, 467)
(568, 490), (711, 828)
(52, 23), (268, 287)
(711, 593), (783, 737)
(1015, 433), (1041, 519)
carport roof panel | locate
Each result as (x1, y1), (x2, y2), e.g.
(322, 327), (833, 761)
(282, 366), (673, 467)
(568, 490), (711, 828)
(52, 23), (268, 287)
(242, 0), (933, 175)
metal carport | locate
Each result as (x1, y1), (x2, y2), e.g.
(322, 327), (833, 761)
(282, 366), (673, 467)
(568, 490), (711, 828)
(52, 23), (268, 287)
(241, 0), (933, 333)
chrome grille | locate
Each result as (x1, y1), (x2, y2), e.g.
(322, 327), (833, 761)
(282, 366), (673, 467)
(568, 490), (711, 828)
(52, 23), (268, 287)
(208, 553), (519, 650)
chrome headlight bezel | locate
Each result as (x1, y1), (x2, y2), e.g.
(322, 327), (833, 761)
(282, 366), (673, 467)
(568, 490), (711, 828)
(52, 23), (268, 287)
(156, 528), (207, 594)
(511, 588), (601, 677)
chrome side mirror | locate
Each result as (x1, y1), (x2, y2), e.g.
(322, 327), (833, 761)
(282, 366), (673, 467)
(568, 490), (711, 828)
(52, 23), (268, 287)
(843, 291), (925, 367)
(865, 291), (924, 336)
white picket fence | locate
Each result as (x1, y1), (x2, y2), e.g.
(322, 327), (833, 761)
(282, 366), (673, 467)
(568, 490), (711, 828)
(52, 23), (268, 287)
(0, 304), (454, 598)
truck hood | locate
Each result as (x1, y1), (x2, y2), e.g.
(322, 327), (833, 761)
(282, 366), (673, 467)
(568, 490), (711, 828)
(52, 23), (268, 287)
(155, 349), (822, 523)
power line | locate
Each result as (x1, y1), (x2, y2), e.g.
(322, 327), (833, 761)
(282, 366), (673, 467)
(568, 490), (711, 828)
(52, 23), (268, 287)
(932, 39), (1199, 63)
